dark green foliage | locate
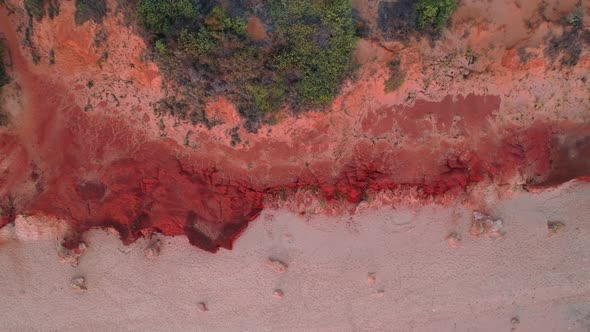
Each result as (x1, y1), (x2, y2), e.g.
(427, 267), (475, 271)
(378, 0), (458, 40)
(384, 57), (405, 92)
(378, 0), (417, 41)
(0, 112), (9, 126)
(229, 126), (241, 146)
(137, 0), (358, 130)
(136, 0), (200, 36)
(25, 0), (45, 21)
(24, 0), (59, 21)
(48, 48), (55, 64)
(47, 0), (59, 19)
(269, 0), (357, 105)
(545, 7), (590, 67)
(75, 0), (107, 25)
(416, 0), (458, 33)
(243, 82), (286, 117)
(0, 43), (9, 87)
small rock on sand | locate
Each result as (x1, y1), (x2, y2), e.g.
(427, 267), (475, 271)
(372, 290), (385, 297)
(70, 277), (87, 291)
(447, 232), (462, 248)
(265, 259), (288, 273)
(196, 302), (208, 312)
(58, 242), (86, 267)
(272, 289), (284, 299)
(471, 211), (504, 238)
(511, 316), (520, 330)
(144, 238), (161, 259)
(367, 272), (376, 284)
(547, 221), (565, 235)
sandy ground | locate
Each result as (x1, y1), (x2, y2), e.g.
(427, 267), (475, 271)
(0, 180), (588, 331)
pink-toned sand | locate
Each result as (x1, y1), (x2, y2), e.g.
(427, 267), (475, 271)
(0, 180), (588, 331)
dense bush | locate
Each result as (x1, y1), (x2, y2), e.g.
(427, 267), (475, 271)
(378, 0), (458, 41)
(384, 57), (405, 92)
(415, 0), (458, 33)
(24, 0), (59, 21)
(24, 0), (45, 21)
(136, 0), (358, 129)
(269, 0), (357, 105)
(0, 43), (8, 87)
(136, 0), (200, 36)
(75, 0), (107, 25)
(544, 7), (590, 67)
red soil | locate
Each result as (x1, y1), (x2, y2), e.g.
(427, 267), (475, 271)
(0, 4), (588, 253)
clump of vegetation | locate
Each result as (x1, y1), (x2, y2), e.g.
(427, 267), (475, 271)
(137, 0), (200, 36)
(0, 112), (9, 126)
(269, 0), (357, 105)
(24, 0), (45, 21)
(378, 0), (458, 40)
(47, 0), (59, 19)
(545, 7), (590, 67)
(24, 0), (59, 21)
(384, 57), (405, 92)
(416, 0), (458, 33)
(75, 0), (107, 25)
(0, 42), (9, 87)
(136, 0), (358, 131)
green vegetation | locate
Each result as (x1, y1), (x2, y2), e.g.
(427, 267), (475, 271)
(384, 57), (405, 92)
(24, 0), (45, 21)
(136, 0), (358, 130)
(269, 0), (357, 105)
(24, 0), (60, 21)
(75, 0), (107, 25)
(137, 0), (199, 36)
(415, 0), (458, 33)
(0, 112), (9, 126)
(0, 43), (8, 87)
(545, 7), (590, 67)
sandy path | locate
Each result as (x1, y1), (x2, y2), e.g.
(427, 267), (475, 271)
(0, 180), (588, 331)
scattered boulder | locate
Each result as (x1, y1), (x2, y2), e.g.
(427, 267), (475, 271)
(447, 232), (462, 248)
(58, 241), (86, 267)
(547, 221), (565, 236)
(70, 277), (87, 291)
(272, 289), (284, 299)
(367, 272), (377, 285)
(144, 238), (161, 259)
(196, 302), (208, 312)
(471, 211), (504, 239)
(265, 259), (288, 274)
(511, 316), (520, 330)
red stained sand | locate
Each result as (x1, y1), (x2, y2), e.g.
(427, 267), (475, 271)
(4, 79), (581, 253)
(0, 5), (588, 253)
(1, 65), (585, 252)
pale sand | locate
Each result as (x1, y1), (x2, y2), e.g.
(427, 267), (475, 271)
(0, 181), (589, 331)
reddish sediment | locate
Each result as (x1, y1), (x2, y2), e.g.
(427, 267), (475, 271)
(1, 69), (585, 252)
(0, 5), (588, 253)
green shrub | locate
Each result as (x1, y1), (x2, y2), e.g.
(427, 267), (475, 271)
(269, 0), (357, 105)
(154, 39), (168, 54)
(416, 0), (458, 33)
(136, 0), (199, 36)
(137, 0), (358, 128)
(0, 43), (8, 87)
(0, 112), (9, 126)
(75, 0), (107, 25)
(384, 57), (405, 92)
(244, 83), (286, 116)
(545, 7), (590, 67)
(25, 0), (45, 21)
